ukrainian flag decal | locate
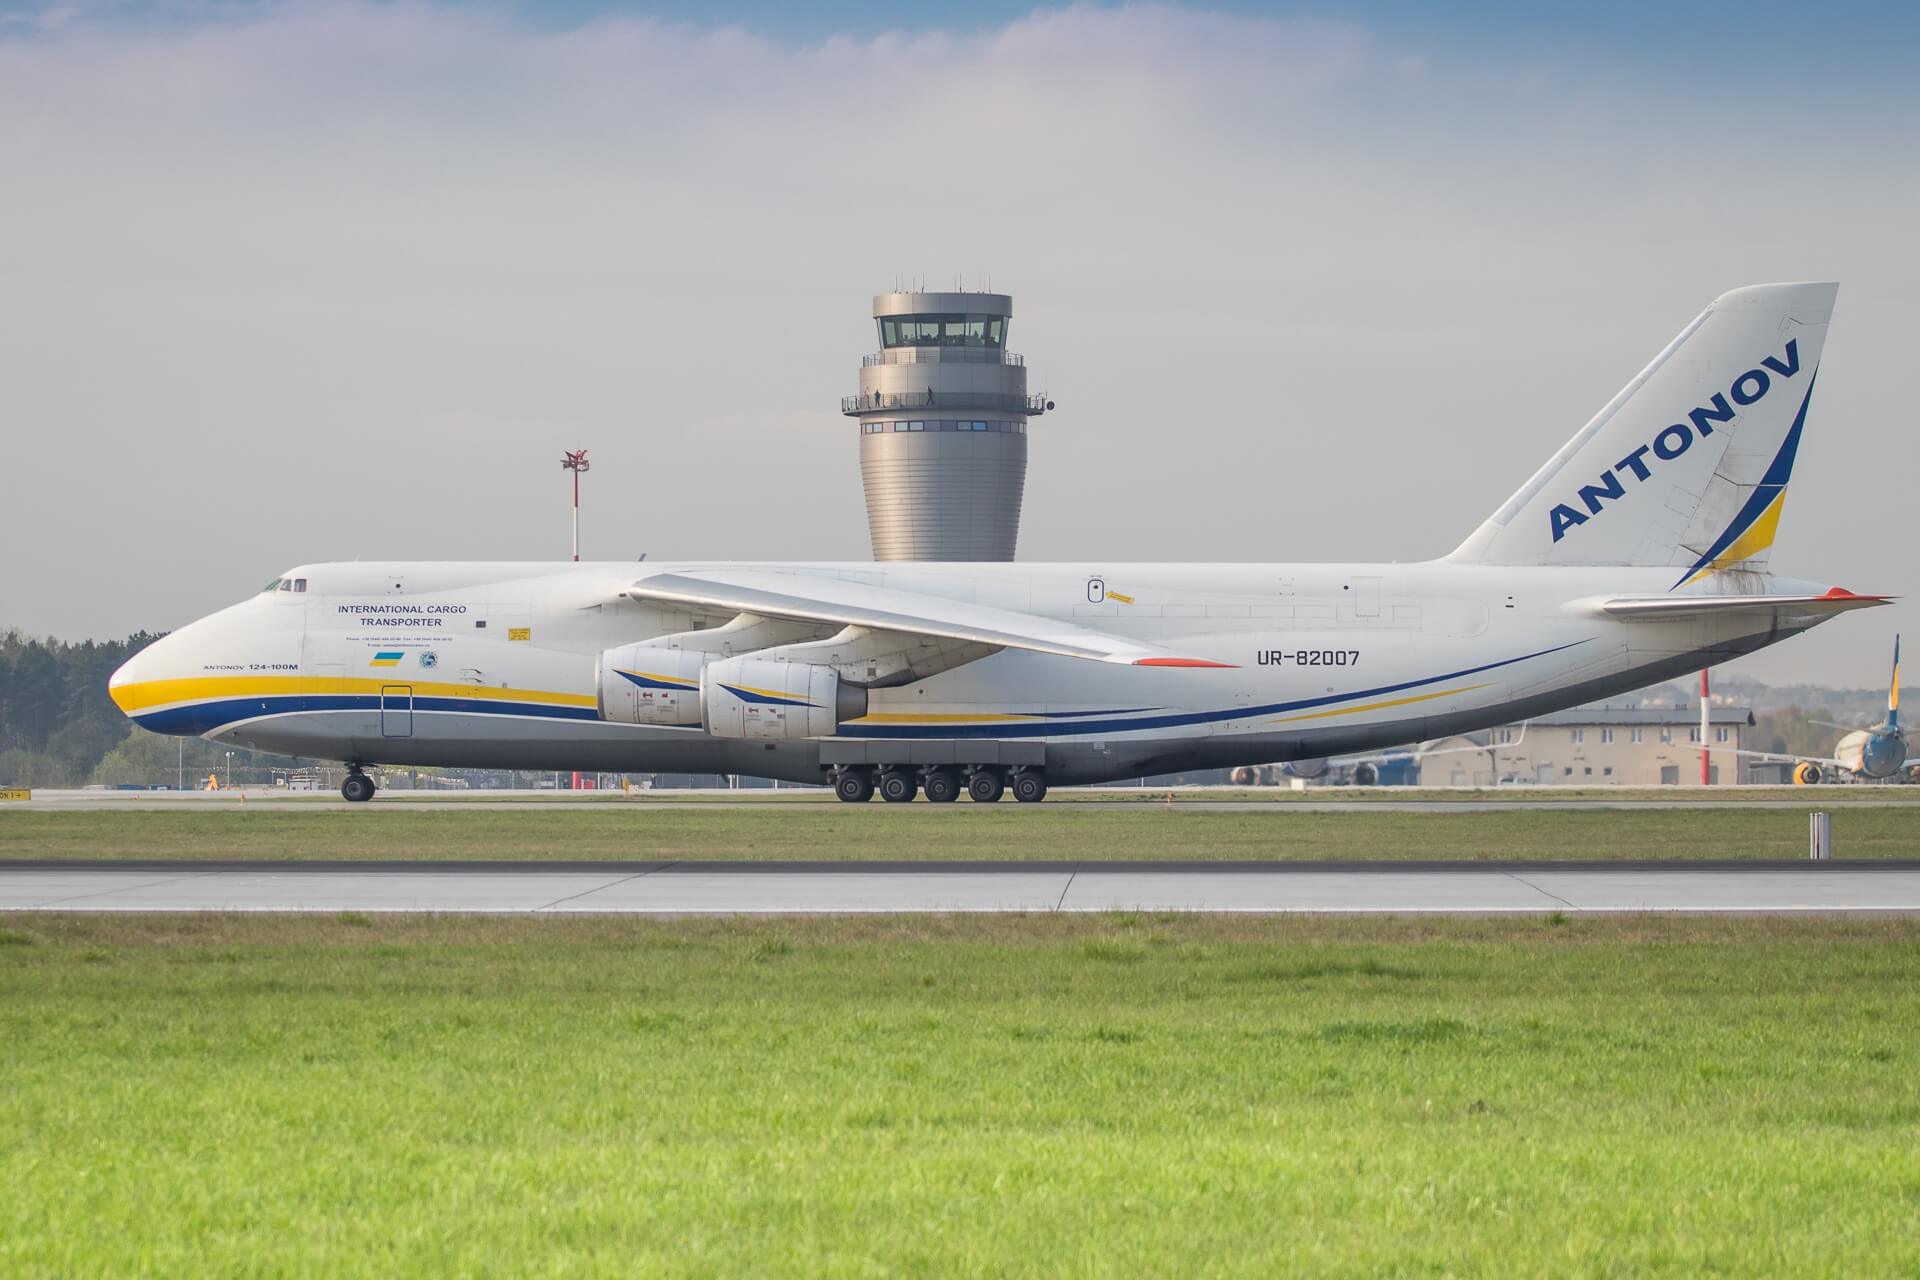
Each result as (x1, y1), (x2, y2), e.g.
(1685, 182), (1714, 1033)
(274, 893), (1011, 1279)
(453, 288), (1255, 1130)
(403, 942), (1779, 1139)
(369, 651), (405, 668)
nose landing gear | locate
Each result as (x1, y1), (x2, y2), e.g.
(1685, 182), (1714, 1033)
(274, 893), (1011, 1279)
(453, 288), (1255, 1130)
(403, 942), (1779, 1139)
(341, 768), (376, 803)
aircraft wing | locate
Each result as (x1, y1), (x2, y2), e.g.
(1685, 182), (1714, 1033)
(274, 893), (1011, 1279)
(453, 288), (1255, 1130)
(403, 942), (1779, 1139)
(623, 569), (1234, 668)
(1590, 589), (1890, 621)
(1729, 747), (1845, 769)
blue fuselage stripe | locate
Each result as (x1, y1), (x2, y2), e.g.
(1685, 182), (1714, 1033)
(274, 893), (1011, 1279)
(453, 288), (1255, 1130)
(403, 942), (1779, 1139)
(842, 639), (1591, 739)
(132, 694), (601, 736)
(129, 643), (1588, 741)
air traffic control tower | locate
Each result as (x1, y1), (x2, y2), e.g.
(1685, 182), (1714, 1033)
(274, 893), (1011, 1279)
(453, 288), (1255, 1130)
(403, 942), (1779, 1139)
(842, 292), (1050, 561)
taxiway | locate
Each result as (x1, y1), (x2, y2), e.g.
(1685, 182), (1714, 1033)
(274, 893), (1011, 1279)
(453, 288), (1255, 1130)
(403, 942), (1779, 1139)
(4, 860), (1916, 914)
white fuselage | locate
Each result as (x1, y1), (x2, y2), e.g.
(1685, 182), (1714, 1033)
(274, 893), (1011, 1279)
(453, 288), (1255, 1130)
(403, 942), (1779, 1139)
(109, 559), (1837, 785)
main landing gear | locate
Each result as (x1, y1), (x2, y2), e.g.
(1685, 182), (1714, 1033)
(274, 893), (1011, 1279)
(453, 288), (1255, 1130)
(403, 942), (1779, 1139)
(341, 768), (376, 804)
(831, 766), (1047, 803)
(878, 769), (918, 803)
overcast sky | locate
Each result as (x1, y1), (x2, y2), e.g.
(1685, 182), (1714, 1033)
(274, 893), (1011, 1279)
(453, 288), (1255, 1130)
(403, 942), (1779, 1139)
(1, 1), (1914, 687)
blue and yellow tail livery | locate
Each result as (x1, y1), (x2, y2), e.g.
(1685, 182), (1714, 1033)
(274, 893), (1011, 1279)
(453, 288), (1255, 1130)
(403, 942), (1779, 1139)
(1449, 282), (1836, 578)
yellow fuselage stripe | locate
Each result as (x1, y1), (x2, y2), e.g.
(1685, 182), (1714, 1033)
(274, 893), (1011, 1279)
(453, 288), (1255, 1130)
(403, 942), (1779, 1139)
(111, 675), (596, 715)
(1265, 684), (1488, 725)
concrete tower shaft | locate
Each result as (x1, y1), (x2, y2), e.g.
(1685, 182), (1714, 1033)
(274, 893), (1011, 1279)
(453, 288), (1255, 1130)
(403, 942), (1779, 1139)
(843, 291), (1048, 561)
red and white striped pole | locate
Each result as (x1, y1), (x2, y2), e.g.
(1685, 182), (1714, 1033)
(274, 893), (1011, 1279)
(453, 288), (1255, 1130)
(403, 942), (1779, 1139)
(561, 449), (590, 562)
(561, 448), (590, 792)
(1700, 669), (1711, 786)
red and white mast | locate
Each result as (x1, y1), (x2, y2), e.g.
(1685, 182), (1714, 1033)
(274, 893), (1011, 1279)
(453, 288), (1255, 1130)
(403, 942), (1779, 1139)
(561, 449), (590, 562)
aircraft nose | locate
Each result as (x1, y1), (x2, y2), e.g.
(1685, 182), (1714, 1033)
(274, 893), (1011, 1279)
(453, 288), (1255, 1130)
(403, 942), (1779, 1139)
(109, 632), (186, 726)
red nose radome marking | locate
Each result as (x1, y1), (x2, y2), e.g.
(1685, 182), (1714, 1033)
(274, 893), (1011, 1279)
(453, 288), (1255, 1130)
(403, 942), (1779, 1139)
(1133, 658), (1238, 669)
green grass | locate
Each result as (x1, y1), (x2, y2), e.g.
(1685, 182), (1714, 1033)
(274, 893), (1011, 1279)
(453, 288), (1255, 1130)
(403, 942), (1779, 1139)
(3, 914), (1918, 1275)
(3, 805), (1918, 861)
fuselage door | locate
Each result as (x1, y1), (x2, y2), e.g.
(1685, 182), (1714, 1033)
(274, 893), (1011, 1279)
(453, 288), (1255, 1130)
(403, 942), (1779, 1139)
(380, 685), (414, 738)
(1352, 577), (1381, 619)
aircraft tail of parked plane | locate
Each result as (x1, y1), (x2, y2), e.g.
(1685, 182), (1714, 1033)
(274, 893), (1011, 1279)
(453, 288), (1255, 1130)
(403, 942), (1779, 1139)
(1449, 282), (1835, 583)
(1890, 634), (1902, 737)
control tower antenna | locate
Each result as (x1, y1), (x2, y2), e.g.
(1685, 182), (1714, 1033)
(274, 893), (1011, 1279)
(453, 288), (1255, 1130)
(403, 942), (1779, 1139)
(842, 288), (1055, 561)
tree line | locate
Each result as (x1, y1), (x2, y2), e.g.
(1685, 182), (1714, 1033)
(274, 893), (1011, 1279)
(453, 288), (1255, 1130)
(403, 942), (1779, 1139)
(0, 630), (302, 787)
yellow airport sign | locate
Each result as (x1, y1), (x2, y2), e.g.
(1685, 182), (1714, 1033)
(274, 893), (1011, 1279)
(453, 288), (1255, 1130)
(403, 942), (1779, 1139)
(0, 788), (30, 802)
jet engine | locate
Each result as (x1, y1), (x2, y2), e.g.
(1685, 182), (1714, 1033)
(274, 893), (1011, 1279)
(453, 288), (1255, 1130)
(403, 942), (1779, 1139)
(701, 656), (868, 741)
(597, 645), (707, 726)
(1349, 762), (1380, 787)
(1792, 761), (1824, 785)
(1283, 758), (1330, 780)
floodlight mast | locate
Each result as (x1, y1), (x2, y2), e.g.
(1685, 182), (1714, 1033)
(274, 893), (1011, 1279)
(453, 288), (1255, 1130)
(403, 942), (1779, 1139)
(561, 449), (590, 562)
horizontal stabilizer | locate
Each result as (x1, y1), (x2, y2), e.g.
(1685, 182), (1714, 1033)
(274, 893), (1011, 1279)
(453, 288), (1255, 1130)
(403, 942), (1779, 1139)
(1588, 588), (1889, 621)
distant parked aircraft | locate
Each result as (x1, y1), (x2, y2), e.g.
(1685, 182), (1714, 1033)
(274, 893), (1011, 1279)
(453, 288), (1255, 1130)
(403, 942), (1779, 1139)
(1742, 636), (1913, 783)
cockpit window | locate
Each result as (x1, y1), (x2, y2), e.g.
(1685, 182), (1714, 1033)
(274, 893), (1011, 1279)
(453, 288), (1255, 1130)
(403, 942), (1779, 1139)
(293, 578), (308, 593)
(262, 577), (283, 593)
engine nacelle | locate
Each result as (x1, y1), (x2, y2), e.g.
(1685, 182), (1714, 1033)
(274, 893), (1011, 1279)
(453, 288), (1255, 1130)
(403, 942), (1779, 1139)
(1283, 758), (1330, 780)
(702, 656), (867, 741)
(598, 644), (706, 726)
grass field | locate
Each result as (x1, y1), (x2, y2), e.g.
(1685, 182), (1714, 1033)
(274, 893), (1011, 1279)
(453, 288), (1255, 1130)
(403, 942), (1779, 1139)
(3, 914), (1917, 1275)
(3, 805), (1918, 861)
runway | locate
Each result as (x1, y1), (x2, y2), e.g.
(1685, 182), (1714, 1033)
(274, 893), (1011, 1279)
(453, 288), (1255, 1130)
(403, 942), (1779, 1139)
(5, 861), (1918, 914)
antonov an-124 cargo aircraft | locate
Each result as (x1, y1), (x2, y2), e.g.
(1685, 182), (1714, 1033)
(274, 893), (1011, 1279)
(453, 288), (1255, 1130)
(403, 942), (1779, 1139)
(110, 282), (1887, 802)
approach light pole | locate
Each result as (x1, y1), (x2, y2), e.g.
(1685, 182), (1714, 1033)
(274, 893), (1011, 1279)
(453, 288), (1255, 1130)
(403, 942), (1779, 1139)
(561, 449), (590, 561)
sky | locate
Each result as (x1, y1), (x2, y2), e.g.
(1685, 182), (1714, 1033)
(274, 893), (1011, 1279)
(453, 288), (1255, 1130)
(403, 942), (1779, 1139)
(0, 0), (1915, 688)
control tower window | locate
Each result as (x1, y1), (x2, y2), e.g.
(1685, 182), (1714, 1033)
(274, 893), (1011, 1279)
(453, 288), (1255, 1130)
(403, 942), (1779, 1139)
(878, 314), (1007, 349)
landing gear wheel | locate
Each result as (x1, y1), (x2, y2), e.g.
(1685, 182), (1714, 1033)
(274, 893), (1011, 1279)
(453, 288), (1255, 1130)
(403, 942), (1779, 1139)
(879, 769), (918, 803)
(922, 767), (961, 804)
(1012, 770), (1048, 803)
(341, 772), (376, 804)
(834, 768), (875, 803)
(967, 768), (1006, 803)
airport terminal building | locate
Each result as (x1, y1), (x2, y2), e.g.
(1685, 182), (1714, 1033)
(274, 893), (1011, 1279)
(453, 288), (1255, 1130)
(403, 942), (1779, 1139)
(1418, 706), (1756, 787)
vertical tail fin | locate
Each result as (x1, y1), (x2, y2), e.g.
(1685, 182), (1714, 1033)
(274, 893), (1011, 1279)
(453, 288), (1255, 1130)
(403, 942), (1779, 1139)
(1890, 634), (1901, 735)
(1447, 282), (1838, 581)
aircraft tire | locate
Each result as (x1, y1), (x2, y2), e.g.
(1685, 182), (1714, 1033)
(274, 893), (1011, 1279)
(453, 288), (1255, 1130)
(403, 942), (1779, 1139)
(341, 774), (376, 803)
(878, 769), (918, 803)
(967, 768), (1006, 803)
(922, 767), (961, 804)
(834, 768), (875, 803)
(1012, 771), (1048, 803)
